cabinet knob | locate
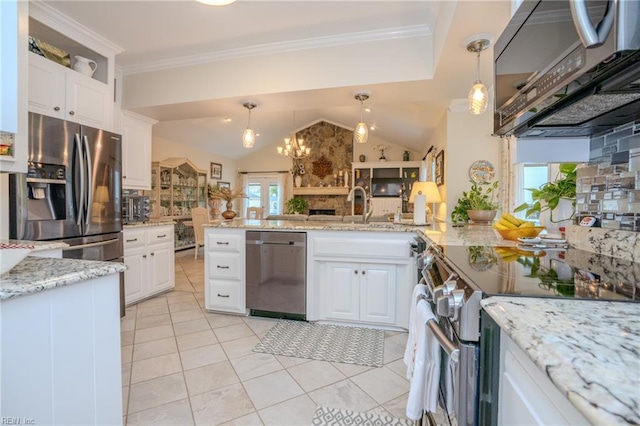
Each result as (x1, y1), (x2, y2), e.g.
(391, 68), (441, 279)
(53, 106), (60, 111)
(150, 252), (155, 256)
(362, 270), (366, 275)
(69, 111), (75, 116)
(354, 270), (358, 274)
(143, 255), (147, 258)
(123, 175), (127, 179)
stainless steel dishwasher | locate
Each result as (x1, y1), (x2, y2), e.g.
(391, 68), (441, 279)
(246, 231), (306, 320)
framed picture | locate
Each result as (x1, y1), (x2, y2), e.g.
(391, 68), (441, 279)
(217, 181), (230, 189)
(435, 150), (445, 186)
(210, 162), (222, 180)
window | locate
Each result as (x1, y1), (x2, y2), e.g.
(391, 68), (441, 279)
(515, 163), (561, 222)
(244, 173), (282, 216)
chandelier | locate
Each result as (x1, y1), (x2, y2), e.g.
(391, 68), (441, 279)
(277, 111), (310, 159)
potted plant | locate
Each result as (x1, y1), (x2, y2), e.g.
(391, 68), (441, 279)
(513, 163), (577, 235)
(451, 180), (499, 224)
(209, 186), (247, 220)
(285, 197), (308, 214)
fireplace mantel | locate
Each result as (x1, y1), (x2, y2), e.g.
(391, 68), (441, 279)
(292, 187), (349, 196)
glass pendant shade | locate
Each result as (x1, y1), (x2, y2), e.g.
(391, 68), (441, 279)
(354, 122), (369, 144)
(242, 128), (255, 148)
(468, 80), (488, 115)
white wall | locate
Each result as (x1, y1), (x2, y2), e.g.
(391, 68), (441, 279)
(152, 136), (238, 187)
(426, 114), (448, 222)
(515, 137), (590, 163)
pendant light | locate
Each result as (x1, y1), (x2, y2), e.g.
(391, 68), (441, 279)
(242, 102), (257, 148)
(354, 91), (370, 144)
(466, 38), (490, 115)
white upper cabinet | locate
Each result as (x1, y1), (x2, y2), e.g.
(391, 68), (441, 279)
(121, 111), (157, 190)
(27, 2), (122, 131)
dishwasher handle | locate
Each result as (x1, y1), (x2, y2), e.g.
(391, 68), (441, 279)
(247, 240), (304, 247)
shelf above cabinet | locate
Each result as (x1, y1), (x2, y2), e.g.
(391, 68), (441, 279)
(293, 187), (349, 196)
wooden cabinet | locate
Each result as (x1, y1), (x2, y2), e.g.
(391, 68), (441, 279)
(204, 229), (246, 315)
(28, 52), (113, 129)
(308, 231), (414, 328)
(324, 261), (396, 324)
(123, 225), (175, 305)
(498, 330), (589, 425)
(121, 111), (156, 190)
(0, 0), (28, 173)
(352, 161), (421, 214)
(148, 158), (208, 249)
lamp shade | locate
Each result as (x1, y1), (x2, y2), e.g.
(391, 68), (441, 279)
(94, 185), (110, 203)
(409, 181), (441, 204)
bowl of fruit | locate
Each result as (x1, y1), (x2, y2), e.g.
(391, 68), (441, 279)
(492, 214), (545, 241)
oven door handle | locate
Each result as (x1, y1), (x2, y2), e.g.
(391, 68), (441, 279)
(427, 320), (459, 363)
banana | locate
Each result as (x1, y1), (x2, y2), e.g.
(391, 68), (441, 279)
(502, 213), (522, 226)
(519, 221), (534, 228)
(498, 218), (517, 229)
(492, 222), (509, 230)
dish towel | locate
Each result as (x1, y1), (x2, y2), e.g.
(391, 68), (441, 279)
(405, 299), (440, 420)
(403, 283), (428, 379)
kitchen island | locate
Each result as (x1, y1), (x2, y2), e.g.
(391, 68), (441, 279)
(204, 219), (419, 328)
(482, 297), (640, 425)
(1, 256), (125, 425)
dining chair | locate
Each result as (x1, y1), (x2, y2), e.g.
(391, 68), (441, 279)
(246, 206), (264, 219)
(191, 207), (209, 260)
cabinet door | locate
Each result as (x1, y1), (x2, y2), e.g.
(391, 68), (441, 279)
(148, 243), (174, 295)
(360, 263), (396, 324)
(66, 71), (112, 129)
(324, 262), (360, 321)
(123, 246), (146, 305)
(121, 112), (153, 190)
(28, 53), (66, 119)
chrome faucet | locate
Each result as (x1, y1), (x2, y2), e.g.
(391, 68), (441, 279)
(347, 185), (373, 224)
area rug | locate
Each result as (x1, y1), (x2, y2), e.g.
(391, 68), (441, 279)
(253, 320), (385, 367)
(311, 406), (412, 426)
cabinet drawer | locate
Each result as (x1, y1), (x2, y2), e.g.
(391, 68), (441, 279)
(207, 252), (241, 280)
(313, 237), (409, 260)
(207, 233), (241, 252)
(147, 226), (174, 245)
(208, 282), (241, 310)
(123, 229), (145, 250)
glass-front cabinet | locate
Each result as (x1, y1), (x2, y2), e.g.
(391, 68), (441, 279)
(148, 158), (207, 249)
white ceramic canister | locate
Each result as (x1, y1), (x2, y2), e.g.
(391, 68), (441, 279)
(73, 55), (97, 77)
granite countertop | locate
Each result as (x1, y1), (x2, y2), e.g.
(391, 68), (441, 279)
(205, 219), (424, 233)
(124, 220), (175, 229)
(0, 257), (126, 301)
(3, 239), (68, 251)
(481, 296), (640, 425)
(418, 223), (518, 247)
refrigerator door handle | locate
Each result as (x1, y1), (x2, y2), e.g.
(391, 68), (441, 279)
(82, 134), (93, 225)
(75, 133), (85, 226)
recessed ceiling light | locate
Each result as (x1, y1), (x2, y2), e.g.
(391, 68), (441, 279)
(223, 117), (232, 123)
(196, 0), (236, 5)
(369, 125), (376, 131)
(364, 106), (373, 113)
(255, 133), (260, 137)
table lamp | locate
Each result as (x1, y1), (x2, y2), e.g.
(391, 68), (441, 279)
(409, 181), (442, 225)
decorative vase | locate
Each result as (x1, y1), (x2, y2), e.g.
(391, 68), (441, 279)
(221, 200), (236, 220)
(539, 198), (574, 238)
(467, 209), (497, 225)
(359, 154), (366, 162)
(294, 175), (302, 188)
(209, 198), (222, 220)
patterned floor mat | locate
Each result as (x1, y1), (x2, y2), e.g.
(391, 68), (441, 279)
(311, 406), (413, 426)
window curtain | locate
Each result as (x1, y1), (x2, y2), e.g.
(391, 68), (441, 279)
(239, 173), (248, 217)
(278, 172), (289, 214)
(500, 136), (517, 213)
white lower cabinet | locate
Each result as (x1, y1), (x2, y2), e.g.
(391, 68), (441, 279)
(498, 330), (589, 425)
(205, 229), (245, 314)
(324, 261), (396, 324)
(308, 231), (414, 328)
(123, 225), (175, 305)
(370, 198), (401, 216)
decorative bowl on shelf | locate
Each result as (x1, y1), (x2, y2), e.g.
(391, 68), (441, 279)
(1, 243), (34, 275)
(495, 226), (546, 241)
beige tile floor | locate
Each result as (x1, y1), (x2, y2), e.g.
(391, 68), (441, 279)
(121, 249), (412, 425)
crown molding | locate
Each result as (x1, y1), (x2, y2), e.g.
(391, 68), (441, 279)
(122, 24), (431, 75)
(29, 1), (123, 56)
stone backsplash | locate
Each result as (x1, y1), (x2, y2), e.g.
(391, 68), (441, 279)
(589, 120), (640, 164)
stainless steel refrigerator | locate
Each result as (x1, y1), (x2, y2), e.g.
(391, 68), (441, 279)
(9, 113), (124, 311)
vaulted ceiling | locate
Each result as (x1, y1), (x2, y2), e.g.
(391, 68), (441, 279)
(43, 0), (513, 159)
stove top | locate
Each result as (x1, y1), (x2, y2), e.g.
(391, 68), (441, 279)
(436, 244), (639, 302)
